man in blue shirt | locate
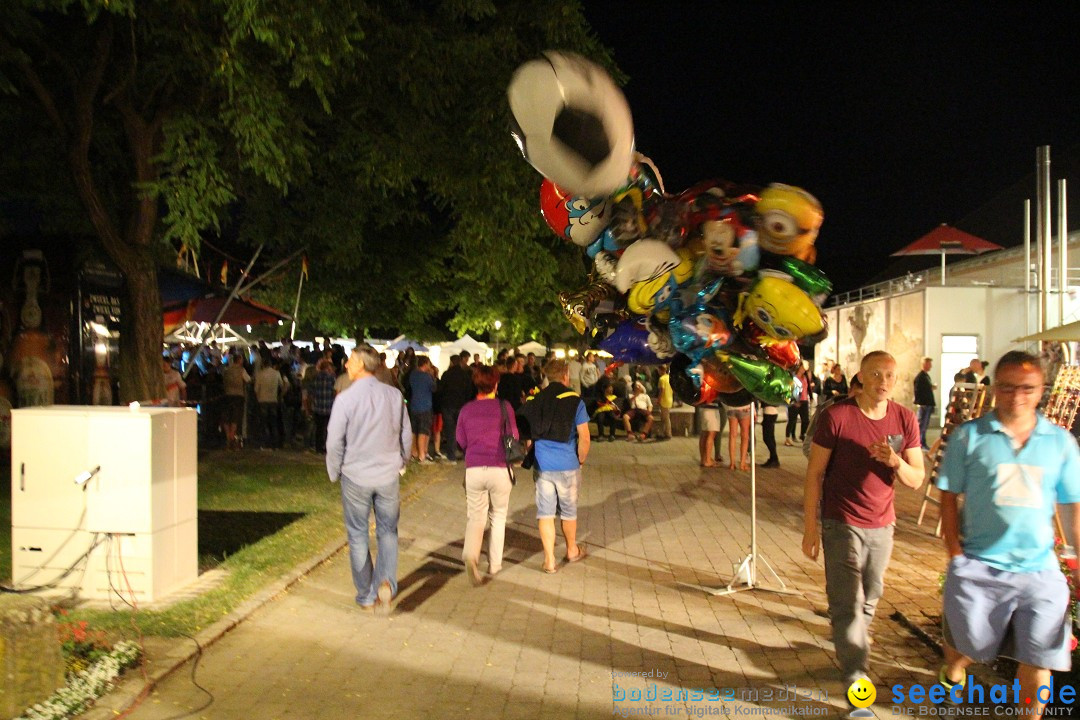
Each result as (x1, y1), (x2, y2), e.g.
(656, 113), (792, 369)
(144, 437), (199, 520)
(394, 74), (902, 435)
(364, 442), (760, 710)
(518, 359), (591, 574)
(327, 345), (412, 613)
(936, 351), (1080, 717)
(408, 356), (436, 463)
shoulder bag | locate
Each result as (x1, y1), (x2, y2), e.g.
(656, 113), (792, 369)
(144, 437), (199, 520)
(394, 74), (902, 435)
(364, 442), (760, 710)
(499, 400), (525, 484)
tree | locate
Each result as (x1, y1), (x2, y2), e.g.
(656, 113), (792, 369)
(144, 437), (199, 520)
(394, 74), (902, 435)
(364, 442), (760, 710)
(0, 1), (612, 398)
(237, 2), (614, 345)
(0, 0), (368, 400)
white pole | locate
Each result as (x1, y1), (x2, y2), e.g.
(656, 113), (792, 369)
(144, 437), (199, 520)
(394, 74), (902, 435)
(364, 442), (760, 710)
(748, 402), (757, 587)
(1059, 179), (1068, 325)
(1038, 146), (1052, 332)
(290, 269), (305, 340)
(1025, 199), (1032, 346)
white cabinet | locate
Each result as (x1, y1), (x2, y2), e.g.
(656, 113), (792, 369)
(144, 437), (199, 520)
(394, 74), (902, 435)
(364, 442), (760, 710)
(10, 406), (198, 603)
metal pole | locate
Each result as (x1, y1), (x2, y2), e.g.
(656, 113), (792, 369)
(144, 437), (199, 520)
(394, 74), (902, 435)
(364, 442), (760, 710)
(940, 251), (946, 286)
(1059, 179), (1068, 325)
(748, 401), (757, 586)
(1024, 199), (1032, 345)
(1037, 146), (1051, 332)
(182, 244), (264, 379)
(238, 247), (306, 296)
(289, 270), (305, 340)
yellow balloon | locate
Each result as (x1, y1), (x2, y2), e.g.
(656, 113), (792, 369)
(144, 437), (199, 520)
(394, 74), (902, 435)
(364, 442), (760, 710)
(755, 183), (823, 263)
(735, 276), (824, 341)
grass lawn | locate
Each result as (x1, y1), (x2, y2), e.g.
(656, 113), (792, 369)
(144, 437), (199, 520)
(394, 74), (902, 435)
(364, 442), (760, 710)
(1, 449), (376, 638)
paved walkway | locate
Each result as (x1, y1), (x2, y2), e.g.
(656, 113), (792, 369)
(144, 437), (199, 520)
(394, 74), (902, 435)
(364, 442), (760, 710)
(93, 429), (959, 720)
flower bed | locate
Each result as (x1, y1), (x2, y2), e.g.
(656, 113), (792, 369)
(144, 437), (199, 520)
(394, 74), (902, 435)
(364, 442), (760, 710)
(16, 640), (140, 720)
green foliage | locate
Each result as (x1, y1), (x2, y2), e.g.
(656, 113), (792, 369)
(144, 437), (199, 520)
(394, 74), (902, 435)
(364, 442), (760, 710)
(245, 0), (612, 340)
(0, 0), (614, 348)
(148, 116), (238, 250)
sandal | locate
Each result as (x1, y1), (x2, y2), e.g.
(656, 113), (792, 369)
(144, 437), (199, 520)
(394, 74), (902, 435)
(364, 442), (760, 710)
(565, 545), (587, 563)
(542, 564), (558, 574)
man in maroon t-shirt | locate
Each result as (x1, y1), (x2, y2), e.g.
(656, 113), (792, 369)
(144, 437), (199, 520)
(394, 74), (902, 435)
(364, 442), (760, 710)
(802, 350), (925, 689)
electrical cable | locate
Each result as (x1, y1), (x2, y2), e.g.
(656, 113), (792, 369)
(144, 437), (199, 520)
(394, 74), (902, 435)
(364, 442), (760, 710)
(0, 533), (104, 593)
(110, 533), (215, 720)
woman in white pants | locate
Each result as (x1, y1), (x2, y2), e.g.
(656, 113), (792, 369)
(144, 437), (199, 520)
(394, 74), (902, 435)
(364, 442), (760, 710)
(455, 364), (517, 586)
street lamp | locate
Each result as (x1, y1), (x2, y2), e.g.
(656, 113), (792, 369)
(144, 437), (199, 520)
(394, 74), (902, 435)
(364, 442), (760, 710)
(493, 320), (502, 359)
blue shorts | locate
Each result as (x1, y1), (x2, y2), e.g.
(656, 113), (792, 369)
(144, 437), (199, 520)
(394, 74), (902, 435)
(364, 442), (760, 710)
(535, 469), (580, 520)
(943, 554), (1072, 671)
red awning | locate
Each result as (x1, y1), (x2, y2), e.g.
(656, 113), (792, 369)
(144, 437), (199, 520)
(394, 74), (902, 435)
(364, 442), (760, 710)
(890, 224), (1004, 256)
(163, 295), (290, 331)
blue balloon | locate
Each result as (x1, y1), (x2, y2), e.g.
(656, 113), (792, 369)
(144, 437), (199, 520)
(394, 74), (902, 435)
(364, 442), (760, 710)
(598, 317), (662, 364)
(586, 227), (620, 259)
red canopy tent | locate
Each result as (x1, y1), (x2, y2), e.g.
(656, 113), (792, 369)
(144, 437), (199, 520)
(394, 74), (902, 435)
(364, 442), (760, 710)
(162, 295), (290, 332)
(890, 224), (1004, 285)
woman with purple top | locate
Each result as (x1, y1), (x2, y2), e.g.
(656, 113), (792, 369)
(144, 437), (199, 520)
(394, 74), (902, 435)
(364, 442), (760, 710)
(455, 364), (518, 586)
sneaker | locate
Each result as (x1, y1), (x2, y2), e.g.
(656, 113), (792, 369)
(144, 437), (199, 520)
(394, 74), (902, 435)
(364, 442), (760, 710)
(419, 458), (434, 465)
(936, 667), (965, 705)
(433, 451), (447, 460)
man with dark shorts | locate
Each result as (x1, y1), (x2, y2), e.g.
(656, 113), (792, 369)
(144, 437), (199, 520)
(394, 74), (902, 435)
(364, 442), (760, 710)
(802, 350), (925, 688)
(936, 351), (1080, 718)
(409, 356), (436, 463)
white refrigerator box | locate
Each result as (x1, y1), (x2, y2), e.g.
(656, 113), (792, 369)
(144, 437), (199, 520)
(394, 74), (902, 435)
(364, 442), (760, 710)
(10, 405), (198, 602)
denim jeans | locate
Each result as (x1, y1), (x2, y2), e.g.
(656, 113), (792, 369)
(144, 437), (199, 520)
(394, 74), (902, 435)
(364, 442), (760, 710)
(340, 478), (400, 606)
(821, 519), (894, 684)
(441, 405), (463, 461)
(257, 402), (281, 448)
(916, 405), (934, 448)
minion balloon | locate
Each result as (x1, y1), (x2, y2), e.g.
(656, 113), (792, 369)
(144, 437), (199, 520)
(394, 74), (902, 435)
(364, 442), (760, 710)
(734, 275), (824, 341)
(754, 184), (823, 264)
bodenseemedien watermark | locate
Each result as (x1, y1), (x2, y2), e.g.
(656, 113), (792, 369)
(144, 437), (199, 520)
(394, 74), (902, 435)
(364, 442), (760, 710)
(611, 674), (831, 717)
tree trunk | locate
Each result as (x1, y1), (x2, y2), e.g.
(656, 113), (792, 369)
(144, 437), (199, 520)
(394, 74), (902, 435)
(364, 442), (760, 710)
(117, 251), (164, 403)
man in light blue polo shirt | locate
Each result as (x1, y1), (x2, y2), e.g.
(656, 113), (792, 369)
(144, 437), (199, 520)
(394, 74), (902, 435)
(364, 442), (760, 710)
(936, 351), (1080, 718)
(327, 345), (412, 613)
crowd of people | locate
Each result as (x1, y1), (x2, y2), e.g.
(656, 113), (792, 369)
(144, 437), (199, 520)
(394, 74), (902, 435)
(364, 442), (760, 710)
(173, 337), (1080, 719)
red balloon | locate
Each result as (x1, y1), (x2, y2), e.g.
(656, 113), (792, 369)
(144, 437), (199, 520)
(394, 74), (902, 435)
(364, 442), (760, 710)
(699, 355), (742, 404)
(539, 179), (611, 248)
(742, 324), (802, 371)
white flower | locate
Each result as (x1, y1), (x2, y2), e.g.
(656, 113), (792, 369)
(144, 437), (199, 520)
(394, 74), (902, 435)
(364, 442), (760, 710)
(17, 642), (140, 720)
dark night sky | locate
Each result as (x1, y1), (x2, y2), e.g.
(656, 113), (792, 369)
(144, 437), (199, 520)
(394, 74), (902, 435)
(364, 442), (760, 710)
(580, 2), (1080, 292)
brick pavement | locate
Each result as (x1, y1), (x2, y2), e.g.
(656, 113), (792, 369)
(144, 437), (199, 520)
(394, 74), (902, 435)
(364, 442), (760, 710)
(92, 429), (966, 720)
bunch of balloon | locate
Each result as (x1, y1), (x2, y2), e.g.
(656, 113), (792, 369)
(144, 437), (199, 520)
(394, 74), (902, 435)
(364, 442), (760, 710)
(509, 51), (831, 407)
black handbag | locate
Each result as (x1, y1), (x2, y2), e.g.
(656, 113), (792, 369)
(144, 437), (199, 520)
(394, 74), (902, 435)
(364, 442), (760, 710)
(499, 400), (526, 462)
(499, 400), (525, 485)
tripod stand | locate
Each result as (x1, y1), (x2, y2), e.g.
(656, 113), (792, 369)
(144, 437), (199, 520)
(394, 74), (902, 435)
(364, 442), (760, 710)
(709, 403), (797, 597)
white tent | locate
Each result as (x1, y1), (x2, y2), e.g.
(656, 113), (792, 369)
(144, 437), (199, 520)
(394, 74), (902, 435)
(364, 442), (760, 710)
(443, 333), (490, 357)
(516, 340), (547, 356)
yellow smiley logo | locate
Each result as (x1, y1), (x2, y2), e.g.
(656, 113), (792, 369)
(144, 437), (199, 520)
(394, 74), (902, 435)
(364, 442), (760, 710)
(847, 677), (876, 708)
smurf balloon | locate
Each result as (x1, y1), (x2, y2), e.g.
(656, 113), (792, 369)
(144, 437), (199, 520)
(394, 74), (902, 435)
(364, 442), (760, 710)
(540, 179), (612, 247)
